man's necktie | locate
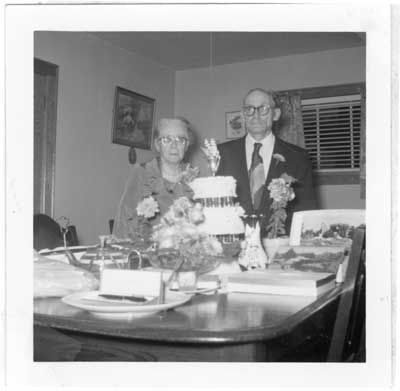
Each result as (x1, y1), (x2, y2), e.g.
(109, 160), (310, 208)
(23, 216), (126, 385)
(249, 142), (265, 210)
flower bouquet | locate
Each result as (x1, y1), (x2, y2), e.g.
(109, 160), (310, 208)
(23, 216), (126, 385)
(131, 195), (160, 249)
(262, 172), (296, 262)
(128, 161), (198, 249)
(265, 172), (296, 238)
(144, 197), (224, 274)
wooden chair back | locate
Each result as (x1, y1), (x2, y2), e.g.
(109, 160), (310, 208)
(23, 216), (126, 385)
(327, 227), (366, 362)
(109, 219), (115, 235)
(33, 214), (79, 250)
(66, 225), (79, 246)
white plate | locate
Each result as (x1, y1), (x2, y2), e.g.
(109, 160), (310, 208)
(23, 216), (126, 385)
(170, 287), (219, 295)
(62, 290), (192, 318)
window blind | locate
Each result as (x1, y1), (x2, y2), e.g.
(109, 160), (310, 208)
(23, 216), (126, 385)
(302, 95), (361, 171)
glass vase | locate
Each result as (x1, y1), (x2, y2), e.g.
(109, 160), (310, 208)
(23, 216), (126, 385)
(262, 236), (290, 264)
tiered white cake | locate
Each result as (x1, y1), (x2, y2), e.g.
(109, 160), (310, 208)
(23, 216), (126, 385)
(189, 176), (245, 243)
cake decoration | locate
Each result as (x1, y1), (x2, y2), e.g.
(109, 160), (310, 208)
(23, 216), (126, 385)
(201, 138), (220, 176)
(188, 176), (245, 243)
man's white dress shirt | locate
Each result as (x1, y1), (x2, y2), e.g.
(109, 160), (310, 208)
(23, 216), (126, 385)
(245, 132), (275, 180)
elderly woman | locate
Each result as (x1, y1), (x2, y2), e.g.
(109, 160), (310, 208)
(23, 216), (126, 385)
(113, 117), (199, 239)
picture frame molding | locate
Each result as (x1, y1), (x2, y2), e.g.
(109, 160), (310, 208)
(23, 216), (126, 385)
(112, 86), (156, 150)
(225, 110), (245, 139)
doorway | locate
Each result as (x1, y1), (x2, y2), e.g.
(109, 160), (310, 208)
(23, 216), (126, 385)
(34, 58), (58, 215)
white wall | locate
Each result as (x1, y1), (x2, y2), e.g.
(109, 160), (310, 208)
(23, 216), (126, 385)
(33, 39), (365, 244)
(174, 47), (366, 209)
(35, 32), (175, 244)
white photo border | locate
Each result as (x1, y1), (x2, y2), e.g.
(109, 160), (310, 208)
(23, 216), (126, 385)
(4, 2), (393, 390)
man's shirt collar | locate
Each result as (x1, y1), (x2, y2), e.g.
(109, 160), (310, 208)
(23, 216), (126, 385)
(245, 131), (274, 148)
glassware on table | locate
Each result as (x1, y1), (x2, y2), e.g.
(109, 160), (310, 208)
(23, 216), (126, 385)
(241, 214), (264, 229)
(143, 247), (221, 274)
(75, 236), (131, 278)
(142, 247), (222, 291)
(176, 271), (198, 292)
(57, 216), (82, 268)
(108, 240), (151, 269)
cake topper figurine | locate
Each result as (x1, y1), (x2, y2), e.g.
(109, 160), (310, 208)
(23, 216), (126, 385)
(202, 138), (220, 176)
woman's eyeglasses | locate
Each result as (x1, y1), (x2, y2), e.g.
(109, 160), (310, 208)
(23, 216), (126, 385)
(242, 104), (272, 117)
(158, 136), (188, 146)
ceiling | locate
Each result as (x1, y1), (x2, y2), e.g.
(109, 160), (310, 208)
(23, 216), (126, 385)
(90, 32), (365, 71)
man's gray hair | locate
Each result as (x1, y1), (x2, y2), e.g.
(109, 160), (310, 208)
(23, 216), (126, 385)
(242, 88), (277, 108)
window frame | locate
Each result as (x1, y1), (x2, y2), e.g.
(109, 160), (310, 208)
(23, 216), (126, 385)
(277, 83), (365, 186)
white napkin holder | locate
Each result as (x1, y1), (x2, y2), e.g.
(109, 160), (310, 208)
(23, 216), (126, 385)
(100, 269), (165, 297)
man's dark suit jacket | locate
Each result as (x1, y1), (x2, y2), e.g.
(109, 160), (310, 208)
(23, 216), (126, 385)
(217, 135), (317, 234)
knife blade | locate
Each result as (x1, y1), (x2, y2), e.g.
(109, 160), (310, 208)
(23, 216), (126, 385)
(98, 293), (148, 303)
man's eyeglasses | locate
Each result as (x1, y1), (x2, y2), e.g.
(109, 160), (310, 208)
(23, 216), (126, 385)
(242, 104), (272, 117)
(158, 136), (189, 146)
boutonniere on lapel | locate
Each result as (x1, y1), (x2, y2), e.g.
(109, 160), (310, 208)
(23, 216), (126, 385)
(272, 153), (286, 167)
(265, 173), (296, 239)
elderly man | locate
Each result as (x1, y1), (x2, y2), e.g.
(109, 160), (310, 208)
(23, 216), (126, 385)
(217, 88), (316, 234)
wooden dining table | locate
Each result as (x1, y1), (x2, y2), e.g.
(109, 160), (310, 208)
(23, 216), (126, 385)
(34, 283), (343, 362)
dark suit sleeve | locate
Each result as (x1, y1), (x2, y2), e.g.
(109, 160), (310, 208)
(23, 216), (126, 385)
(216, 143), (227, 176)
(284, 150), (317, 235)
(293, 150), (317, 212)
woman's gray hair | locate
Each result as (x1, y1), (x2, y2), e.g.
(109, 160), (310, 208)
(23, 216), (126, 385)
(153, 117), (196, 146)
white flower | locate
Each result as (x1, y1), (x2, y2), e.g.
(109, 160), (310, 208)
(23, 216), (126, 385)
(188, 203), (205, 224)
(153, 225), (180, 249)
(234, 203), (246, 217)
(266, 173), (296, 238)
(267, 175), (296, 203)
(136, 196), (160, 219)
(273, 153), (286, 163)
(173, 196), (193, 214)
(180, 222), (201, 240)
(208, 236), (223, 255)
(151, 194), (224, 269)
(268, 178), (287, 202)
(199, 234), (223, 255)
(160, 197), (193, 226)
(158, 236), (176, 249)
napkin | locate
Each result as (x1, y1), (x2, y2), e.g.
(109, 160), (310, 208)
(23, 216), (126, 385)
(34, 251), (99, 298)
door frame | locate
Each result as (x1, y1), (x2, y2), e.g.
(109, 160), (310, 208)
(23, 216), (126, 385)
(34, 58), (59, 217)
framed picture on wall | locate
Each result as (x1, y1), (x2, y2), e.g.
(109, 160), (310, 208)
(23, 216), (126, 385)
(225, 111), (245, 139)
(112, 86), (155, 150)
